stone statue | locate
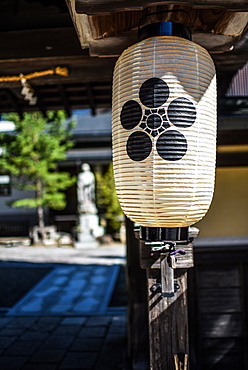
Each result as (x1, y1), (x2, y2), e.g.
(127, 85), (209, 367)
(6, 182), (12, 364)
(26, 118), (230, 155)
(77, 163), (97, 214)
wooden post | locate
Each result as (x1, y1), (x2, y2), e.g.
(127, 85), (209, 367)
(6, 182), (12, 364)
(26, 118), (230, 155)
(140, 241), (194, 370)
(126, 218), (150, 369)
(147, 268), (189, 369)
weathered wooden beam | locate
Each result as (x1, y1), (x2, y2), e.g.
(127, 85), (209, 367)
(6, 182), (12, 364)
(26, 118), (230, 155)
(0, 56), (116, 88)
(214, 50), (248, 71)
(126, 218), (150, 369)
(0, 28), (83, 60)
(86, 7), (248, 39)
(217, 152), (248, 167)
(88, 30), (235, 57)
(0, 12), (71, 32)
(0, 34), (246, 90)
(216, 128), (248, 166)
(68, 1), (248, 57)
(58, 84), (71, 117)
(86, 83), (96, 116)
(218, 129), (248, 145)
(0, 55), (114, 69)
(139, 239), (194, 369)
(146, 267), (189, 369)
(75, 0), (248, 14)
(193, 241), (248, 263)
(0, 72), (113, 89)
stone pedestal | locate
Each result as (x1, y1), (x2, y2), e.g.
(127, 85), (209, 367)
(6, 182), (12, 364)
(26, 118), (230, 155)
(75, 214), (103, 248)
(31, 225), (57, 246)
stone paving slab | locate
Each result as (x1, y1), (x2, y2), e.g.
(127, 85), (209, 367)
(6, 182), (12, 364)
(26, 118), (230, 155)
(7, 264), (120, 316)
(0, 315), (127, 370)
(0, 244), (128, 369)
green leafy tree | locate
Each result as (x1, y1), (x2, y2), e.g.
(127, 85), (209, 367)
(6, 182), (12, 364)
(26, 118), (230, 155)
(0, 111), (75, 229)
(95, 163), (123, 235)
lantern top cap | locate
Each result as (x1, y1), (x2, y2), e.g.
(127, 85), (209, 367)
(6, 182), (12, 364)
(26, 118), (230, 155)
(138, 21), (191, 42)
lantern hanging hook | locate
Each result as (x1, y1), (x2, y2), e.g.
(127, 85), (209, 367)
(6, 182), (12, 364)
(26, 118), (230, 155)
(148, 242), (184, 297)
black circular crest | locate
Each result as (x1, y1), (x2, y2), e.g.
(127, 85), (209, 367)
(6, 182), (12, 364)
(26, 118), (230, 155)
(127, 131), (152, 161)
(121, 100), (142, 130)
(119, 78), (196, 162)
(139, 78), (169, 108)
(168, 97), (196, 128)
(156, 130), (187, 161)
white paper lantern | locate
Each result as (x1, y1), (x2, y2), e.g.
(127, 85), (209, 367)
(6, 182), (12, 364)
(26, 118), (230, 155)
(112, 24), (216, 229)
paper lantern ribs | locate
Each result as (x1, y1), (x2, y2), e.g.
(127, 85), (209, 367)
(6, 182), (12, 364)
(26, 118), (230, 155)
(112, 22), (217, 239)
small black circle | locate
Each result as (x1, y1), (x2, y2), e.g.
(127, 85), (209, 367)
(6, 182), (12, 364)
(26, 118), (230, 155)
(168, 98), (196, 128)
(120, 100), (142, 130)
(156, 130), (187, 161)
(151, 130), (158, 137)
(147, 114), (162, 130)
(139, 78), (169, 108)
(127, 131), (152, 161)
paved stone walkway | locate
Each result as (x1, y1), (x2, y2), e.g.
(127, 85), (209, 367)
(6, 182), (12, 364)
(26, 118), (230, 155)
(0, 244), (128, 370)
(7, 264), (120, 316)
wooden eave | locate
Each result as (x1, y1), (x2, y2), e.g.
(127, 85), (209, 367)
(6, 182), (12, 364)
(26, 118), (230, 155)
(67, 1), (248, 56)
(0, 0), (247, 123)
(0, 53), (115, 116)
(0, 6), (116, 116)
(74, 0), (248, 14)
(65, 1), (248, 95)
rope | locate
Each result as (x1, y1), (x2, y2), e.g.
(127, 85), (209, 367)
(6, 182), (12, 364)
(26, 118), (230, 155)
(0, 67), (69, 83)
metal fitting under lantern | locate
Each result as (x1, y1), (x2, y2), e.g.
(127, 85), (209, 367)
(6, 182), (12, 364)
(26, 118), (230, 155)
(112, 21), (217, 246)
